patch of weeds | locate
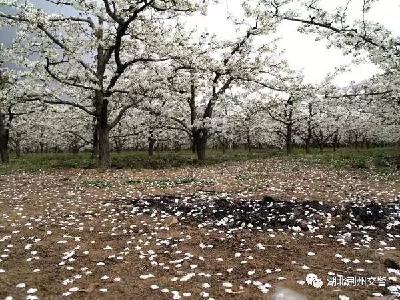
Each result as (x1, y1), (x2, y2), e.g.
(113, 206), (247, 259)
(373, 153), (390, 168)
(175, 178), (215, 186)
(152, 179), (173, 187)
(150, 177), (215, 188)
(351, 157), (368, 169)
(82, 179), (112, 188)
(0, 167), (11, 175)
(174, 177), (198, 185)
(235, 174), (252, 181)
(199, 179), (216, 185)
(125, 179), (143, 185)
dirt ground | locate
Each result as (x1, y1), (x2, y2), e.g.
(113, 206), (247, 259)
(0, 158), (399, 300)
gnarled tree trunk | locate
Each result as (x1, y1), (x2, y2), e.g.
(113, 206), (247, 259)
(191, 136), (197, 153)
(333, 130), (339, 152)
(92, 117), (99, 159)
(195, 129), (208, 161)
(286, 122), (293, 154)
(189, 77), (197, 154)
(285, 97), (294, 155)
(97, 124), (110, 168)
(0, 112), (9, 163)
(148, 129), (155, 157)
(95, 91), (110, 168)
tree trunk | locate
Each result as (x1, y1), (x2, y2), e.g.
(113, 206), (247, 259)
(0, 145), (8, 163)
(222, 141), (227, 154)
(0, 137), (9, 163)
(92, 117), (99, 159)
(148, 140), (155, 156)
(191, 140), (196, 153)
(305, 140), (310, 154)
(114, 139), (122, 152)
(305, 103), (314, 154)
(15, 137), (21, 158)
(191, 130), (199, 154)
(97, 96), (110, 168)
(284, 97), (294, 155)
(316, 130), (324, 152)
(247, 132), (251, 152)
(148, 130), (155, 157)
(98, 125), (110, 168)
(353, 132), (359, 149)
(0, 112), (9, 163)
(365, 139), (371, 149)
(196, 130), (207, 161)
(174, 140), (181, 151)
(286, 123), (293, 154)
(190, 73), (197, 154)
(305, 127), (312, 154)
(333, 130), (339, 152)
(70, 138), (80, 154)
(94, 20), (111, 168)
(305, 141), (310, 154)
(191, 134), (197, 154)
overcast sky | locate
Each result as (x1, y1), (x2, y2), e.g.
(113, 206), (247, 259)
(188, 0), (400, 86)
(1, 0), (399, 86)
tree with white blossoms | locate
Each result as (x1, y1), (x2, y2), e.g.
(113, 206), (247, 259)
(253, 0), (400, 115)
(293, 80), (346, 153)
(0, 0), (206, 167)
(226, 96), (268, 151)
(161, 9), (293, 160)
(256, 75), (314, 154)
(211, 98), (243, 153)
(295, 100), (318, 153)
(310, 102), (344, 152)
(0, 68), (10, 162)
(0, 67), (42, 162)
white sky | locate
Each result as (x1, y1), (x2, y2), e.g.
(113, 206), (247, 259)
(187, 0), (400, 86)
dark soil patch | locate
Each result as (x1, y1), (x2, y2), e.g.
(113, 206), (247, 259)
(128, 194), (400, 237)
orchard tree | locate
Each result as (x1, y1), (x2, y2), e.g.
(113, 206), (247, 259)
(0, 69), (9, 162)
(163, 12), (293, 160)
(0, 0), (205, 167)
(254, 0), (400, 111)
(230, 96), (270, 151)
(295, 101), (318, 153)
(260, 78), (314, 154)
(0, 68), (40, 161)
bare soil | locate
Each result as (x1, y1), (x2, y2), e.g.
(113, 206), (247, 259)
(0, 158), (399, 300)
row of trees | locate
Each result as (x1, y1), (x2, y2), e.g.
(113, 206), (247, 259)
(2, 88), (398, 156)
(0, 0), (399, 166)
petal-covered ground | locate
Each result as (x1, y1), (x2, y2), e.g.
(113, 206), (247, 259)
(0, 158), (399, 300)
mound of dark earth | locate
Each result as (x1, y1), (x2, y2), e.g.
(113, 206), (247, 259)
(126, 194), (400, 238)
